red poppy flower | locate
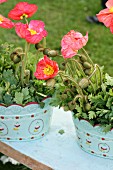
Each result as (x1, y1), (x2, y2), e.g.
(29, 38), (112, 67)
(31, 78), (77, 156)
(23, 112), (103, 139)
(34, 55), (59, 80)
(96, 0), (113, 28)
(0, 0), (7, 4)
(15, 20), (47, 44)
(0, 14), (14, 29)
(61, 30), (88, 58)
(8, 2), (38, 20)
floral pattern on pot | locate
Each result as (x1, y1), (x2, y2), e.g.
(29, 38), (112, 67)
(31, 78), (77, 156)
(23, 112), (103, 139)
(0, 98), (53, 141)
(73, 117), (113, 159)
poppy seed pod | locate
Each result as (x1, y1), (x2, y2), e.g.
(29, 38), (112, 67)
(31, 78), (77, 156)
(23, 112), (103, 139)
(84, 68), (92, 75)
(43, 48), (50, 55)
(79, 78), (89, 89)
(48, 50), (58, 57)
(85, 103), (91, 111)
(46, 78), (56, 88)
(83, 62), (91, 69)
(79, 55), (87, 62)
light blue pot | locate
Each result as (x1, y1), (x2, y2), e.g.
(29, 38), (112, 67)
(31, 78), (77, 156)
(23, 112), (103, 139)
(0, 98), (53, 141)
(73, 117), (113, 159)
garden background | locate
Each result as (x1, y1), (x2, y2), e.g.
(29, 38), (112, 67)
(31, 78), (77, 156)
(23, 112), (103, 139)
(0, 0), (113, 169)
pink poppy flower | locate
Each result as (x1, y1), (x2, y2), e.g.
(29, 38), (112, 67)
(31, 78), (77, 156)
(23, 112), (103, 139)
(15, 20), (47, 44)
(8, 2), (38, 20)
(15, 22), (28, 39)
(96, 0), (113, 28)
(61, 30), (88, 58)
(0, 14), (14, 29)
(34, 55), (59, 80)
(0, 0), (7, 4)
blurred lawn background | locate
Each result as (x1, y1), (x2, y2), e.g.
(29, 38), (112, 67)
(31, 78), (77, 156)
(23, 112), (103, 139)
(0, 0), (113, 169)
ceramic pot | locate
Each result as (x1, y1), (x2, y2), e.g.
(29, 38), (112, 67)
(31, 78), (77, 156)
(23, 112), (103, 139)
(73, 117), (113, 159)
(0, 98), (52, 141)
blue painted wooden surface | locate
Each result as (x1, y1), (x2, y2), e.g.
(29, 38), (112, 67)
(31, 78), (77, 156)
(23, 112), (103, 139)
(3, 108), (113, 170)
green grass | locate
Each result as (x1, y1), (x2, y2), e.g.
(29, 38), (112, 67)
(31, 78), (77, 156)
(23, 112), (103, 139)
(0, 0), (113, 169)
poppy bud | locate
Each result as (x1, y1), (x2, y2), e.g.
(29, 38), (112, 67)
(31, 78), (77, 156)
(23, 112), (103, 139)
(61, 94), (68, 100)
(85, 103), (91, 111)
(35, 43), (43, 50)
(60, 62), (66, 70)
(48, 50), (58, 57)
(79, 78), (89, 89)
(63, 106), (69, 111)
(84, 68), (92, 75)
(25, 69), (30, 76)
(43, 48), (50, 55)
(13, 55), (21, 64)
(10, 52), (21, 64)
(83, 62), (91, 69)
(68, 101), (76, 111)
(79, 55), (87, 62)
(46, 78), (56, 88)
(63, 79), (70, 86)
(14, 47), (23, 53)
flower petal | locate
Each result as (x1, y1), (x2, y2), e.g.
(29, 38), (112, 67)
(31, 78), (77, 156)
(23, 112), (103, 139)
(15, 22), (28, 39)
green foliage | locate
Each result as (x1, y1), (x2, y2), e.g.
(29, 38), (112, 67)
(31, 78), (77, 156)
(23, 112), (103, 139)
(0, 42), (54, 106)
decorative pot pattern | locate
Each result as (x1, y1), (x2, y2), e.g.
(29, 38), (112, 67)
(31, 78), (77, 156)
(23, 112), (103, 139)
(0, 98), (53, 141)
(73, 117), (113, 159)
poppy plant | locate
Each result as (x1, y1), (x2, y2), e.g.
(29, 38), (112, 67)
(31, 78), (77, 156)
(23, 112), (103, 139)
(61, 30), (88, 58)
(8, 2), (38, 20)
(0, 0), (7, 4)
(15, 20), (48, 44)
(0, 14), (14, 29)
(96, 0), (113, 29)
(34, 56), (59, 80)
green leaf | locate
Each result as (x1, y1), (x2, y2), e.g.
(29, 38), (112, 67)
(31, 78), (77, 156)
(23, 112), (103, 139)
(3, 69), (17, 85)
(14, 92), (23, 104)
(106, 97), (113, 109)
(3, 93), (13, 105)
(22, 87), (30, 100)
(88, 111), (96, 119)
(109, 89), (113, 97)
(105, 73), (113, 86)
(58, 129), (65, 135)
(103, 124), (112, 133)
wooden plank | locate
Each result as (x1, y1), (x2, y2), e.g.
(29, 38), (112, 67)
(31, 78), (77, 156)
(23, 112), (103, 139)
(0, 141), (53, 170)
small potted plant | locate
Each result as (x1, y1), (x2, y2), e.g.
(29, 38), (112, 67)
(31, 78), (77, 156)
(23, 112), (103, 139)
(35, 0), (113, 159)
(0, 1), (59, 141)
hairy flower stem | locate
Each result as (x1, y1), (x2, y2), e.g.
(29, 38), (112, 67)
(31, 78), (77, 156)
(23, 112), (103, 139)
(95, 64), (102, 86)
(59, 72), (85, 104)
(66, 62), (74, 77)
(20, 42), (30, 87)
(88, 65), (98, 91)
(43, 37), (46, 48)
(82, 47), (94, 67)
(70, 59), (86, 77)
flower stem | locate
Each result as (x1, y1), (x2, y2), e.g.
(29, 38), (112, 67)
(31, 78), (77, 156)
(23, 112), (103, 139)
(43, 37), (46, 48)
(82, 48), (94, 67)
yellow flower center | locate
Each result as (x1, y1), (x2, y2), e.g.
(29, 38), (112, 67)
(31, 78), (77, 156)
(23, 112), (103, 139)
(109, 7), (113, 13)
(20, 13), (28, 19)
(28, 28), (37, 35)
(43, 65), (54, 76)
(0, 16), (3, 24)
